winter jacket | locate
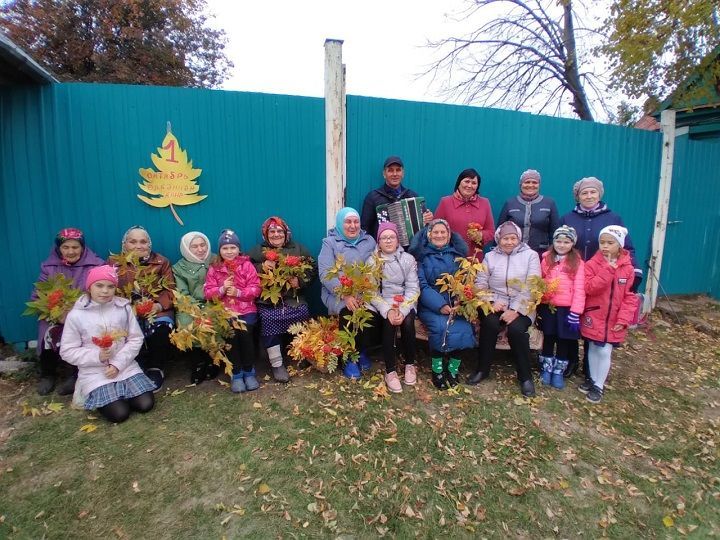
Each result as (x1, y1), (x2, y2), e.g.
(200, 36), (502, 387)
(581, 249), (638, 344)
(361, 183), (420, 241)
(204, 256), (261, 317)
(247, 240), (317, 307)
(60, 295), (144, 397)
(498, 195), (559, 254)
(31, 246), (104, 348)
(560, 203), (641, 280)
(318, 228), (377, 315)
(366, 246), (420, 318)
(475, 237), (542, 321)
(540, 252), (585, 314)
(409, 228), (475, 353)
(112, 252), (176, 321)
(434, 194), (495, 259)
(172, 255), (214, 327)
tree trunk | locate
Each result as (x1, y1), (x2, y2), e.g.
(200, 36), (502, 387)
(562, 1), (594, 121)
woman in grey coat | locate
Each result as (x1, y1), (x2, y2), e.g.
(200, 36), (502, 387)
(367, 222), (420, 393)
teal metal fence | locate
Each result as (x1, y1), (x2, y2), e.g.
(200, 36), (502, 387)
(1, 82), (713, 343)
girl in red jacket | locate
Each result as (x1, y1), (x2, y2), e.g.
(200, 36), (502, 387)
(538, 226), (585, 389)
(579, 226), (639, 403)
(205, 230), (261, 393)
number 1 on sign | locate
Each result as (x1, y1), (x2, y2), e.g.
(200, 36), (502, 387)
(163, 140), (178, 163)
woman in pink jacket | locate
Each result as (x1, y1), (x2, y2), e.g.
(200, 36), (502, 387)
(579, 225), (638, 403)
(60, 265), (155, 423)
(538, 226), (585, 389)
(204, 229), (261, 393)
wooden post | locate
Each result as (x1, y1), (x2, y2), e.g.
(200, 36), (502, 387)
(324, 39), (346, 231)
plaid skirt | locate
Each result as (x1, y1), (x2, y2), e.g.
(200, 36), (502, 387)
(84, 373), (156, 410)
(258, 303), (310, 337)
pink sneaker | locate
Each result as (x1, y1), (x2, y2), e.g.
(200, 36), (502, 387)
(404, 364), (417, 386)
(385, 371), (402, 393)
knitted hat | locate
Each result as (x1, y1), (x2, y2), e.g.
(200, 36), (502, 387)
(55, 227), (85, 250)
(261, 216), (291, 245)
(599, 225), (627, 248)
(377, 221), (399, 242)
(519, 169), (541, 186)
(552, 225), (577, 245)
(573, 177), (604, 201)
(494, 221), (522, 243)
(218, 229), (241, 249)
(86, 265), (118, 289)
(180, 231), (211, 264)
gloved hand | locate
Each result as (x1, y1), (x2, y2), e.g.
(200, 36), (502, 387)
(566, 312), (581, 332)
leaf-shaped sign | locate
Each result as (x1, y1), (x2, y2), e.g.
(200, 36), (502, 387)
(137, 128), (206, 225)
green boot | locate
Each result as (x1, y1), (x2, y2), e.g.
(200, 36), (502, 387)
(446, 358), (461, 387)
(431, 357), (447, 390)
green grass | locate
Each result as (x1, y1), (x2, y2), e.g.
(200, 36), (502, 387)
(1, 322), (720, 539)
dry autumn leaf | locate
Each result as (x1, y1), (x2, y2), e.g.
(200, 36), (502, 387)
(79, 424), (98, 433)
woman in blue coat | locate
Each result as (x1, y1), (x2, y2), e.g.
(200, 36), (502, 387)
(410, 219), (475, 390)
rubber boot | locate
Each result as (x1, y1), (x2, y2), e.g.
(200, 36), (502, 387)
(446, 357), (461, 387)
(539, 355), (555, 386)
(431, 357), (447, 390)
(551, 359), (568, 389)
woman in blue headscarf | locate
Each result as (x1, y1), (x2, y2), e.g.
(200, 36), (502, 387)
(318, 207), (377, 379)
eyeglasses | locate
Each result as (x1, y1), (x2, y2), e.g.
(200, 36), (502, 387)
(379, 235), (397, 242)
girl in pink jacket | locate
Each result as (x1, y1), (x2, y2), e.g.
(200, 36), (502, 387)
(204, 230), (261, 393)
(579, 226), (639, 403)
(538, 226), (585, 389)
(60, 265), (155, 423)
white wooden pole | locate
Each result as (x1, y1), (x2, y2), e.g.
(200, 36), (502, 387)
(324, 39), (346, 231)
(644, 109), (676, 312)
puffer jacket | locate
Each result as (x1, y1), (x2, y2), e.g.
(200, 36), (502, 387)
(475, 227), (541, 320)
(366, 246), (419, 318)
(318, 228), (377, 314)
(541, 252), (585, 314)
(409, 228), (475, 353)
(204, 256), (261, 316)
(248, 240), (317, 307)
(581, 249), (638, 344)
(172, 255), (214, 327)
(60, 295), (144, 397)
(112, 252), (176, 321)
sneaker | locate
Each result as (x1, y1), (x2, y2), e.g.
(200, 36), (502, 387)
(343, 361), (361, 380)
(385, 371), (402, 393)
(56, 375), (77, 396)
(243, 369), (260, 391)
(358, 352), (372, 372)
(36, 376), (56, 396)
(231, 373), (246, 393)
(577, 380), (594, 394)
(404, 364), (417, 385)
(586, 386), (603, 403)
(146, 368), (165, 393)
(272, 365), (290, 383)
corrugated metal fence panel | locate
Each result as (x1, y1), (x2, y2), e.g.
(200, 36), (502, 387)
(346, 95), (661, 265)
(0, 83), (325, 342)
(660, 135), (720, 296)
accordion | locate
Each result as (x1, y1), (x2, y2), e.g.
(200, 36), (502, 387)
(376, 196), (426, 246)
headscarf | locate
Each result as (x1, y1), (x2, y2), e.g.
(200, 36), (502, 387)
(54, 227), (85, 264)
(180, 231), (211, 264)
(335, 207), (361, 245)
(261, 216), (291, 246)
(427, 219), (451, 248)
(121, 225), (152, 264)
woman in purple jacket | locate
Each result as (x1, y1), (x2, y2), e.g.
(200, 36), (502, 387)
(31, 228), (104, 395)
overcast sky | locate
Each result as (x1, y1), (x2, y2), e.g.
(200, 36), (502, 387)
(207, 0), (472, 103)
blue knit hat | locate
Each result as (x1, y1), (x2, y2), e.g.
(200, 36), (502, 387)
(218, 229), (241, 249)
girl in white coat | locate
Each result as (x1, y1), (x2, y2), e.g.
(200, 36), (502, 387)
(60, 265), (155, 423)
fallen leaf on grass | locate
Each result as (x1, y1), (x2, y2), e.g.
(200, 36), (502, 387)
(217, 380), (229, 387)
(663, 515), (674, 527)
(79, 424), (98, 433)
(132, 481), (140, 493)
(34, 511), (45, 519)
(169, 389), (185, 396)
(257, 483), (271, 495)
(46, 402), (64, 413)
(253, 402), (263, 409)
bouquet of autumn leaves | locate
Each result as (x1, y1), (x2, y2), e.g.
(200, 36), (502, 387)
(258, 248), (314, 304)
(435, 256), (494, 322)
(169, 292), (246, 376)
(108, 251), (172, 322)
(24, 274), (82, 323)
(508, 275), (560, 314)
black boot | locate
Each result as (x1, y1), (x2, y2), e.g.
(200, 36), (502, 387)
(56, 374), (77, 396)
(467, 370), (489, 385)
(432, 371), (448, 390)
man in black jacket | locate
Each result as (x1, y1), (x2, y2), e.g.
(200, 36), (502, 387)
(360, 156), (433, 242)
